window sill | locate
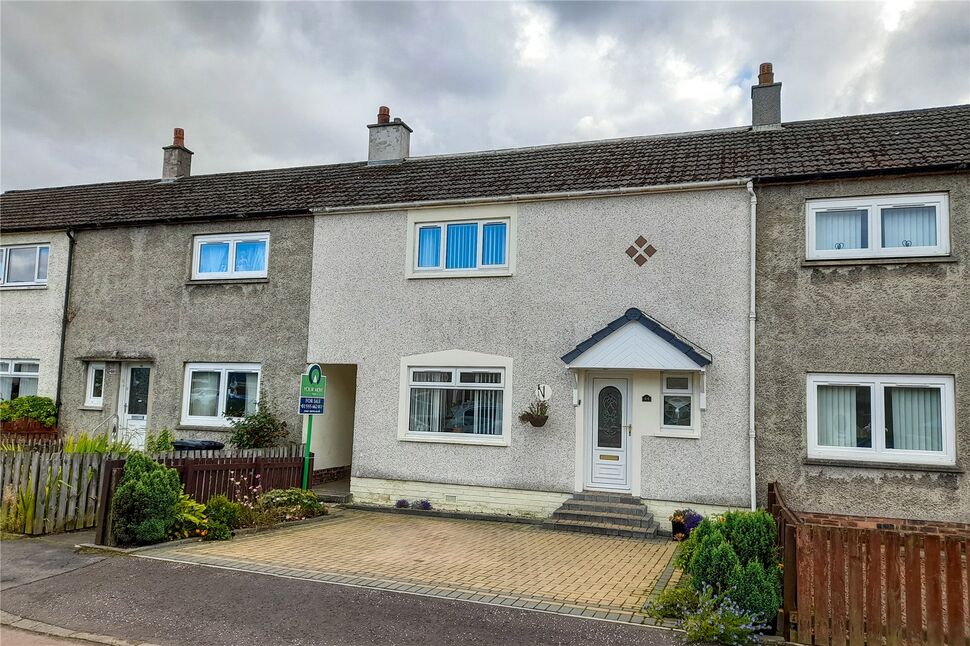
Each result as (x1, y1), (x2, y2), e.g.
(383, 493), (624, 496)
(78, 405), (104, 412)
(653, 431), (700, 439)
(0, 284), (48, 290)
(185, 278), (269, 286)
(406, 270), (513, 280)
(803, 457), (962, 474)
(176, 424), (231, 432)
(801, 256), (957, 268)
(401, 434), (508, 447)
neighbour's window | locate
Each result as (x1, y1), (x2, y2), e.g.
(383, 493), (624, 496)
(0, 360), (40, 400)
(191, 232), (270, 280)
(85, 362), (106, 408)
(807, 374), (955, 466)
(805, 193), (949, 260)
(407, 367), (505, 440)
(662, 372), (693, 430)
(181, 362), (261, 426)
(413, 219), (509, 274)
(0, 244), (50, 286)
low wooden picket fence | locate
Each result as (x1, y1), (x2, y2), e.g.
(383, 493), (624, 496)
(95, 454), (308, 546)
(0, 444), (306, 537)
(0, 452), (110, 534)
(768, 483), (970, 645)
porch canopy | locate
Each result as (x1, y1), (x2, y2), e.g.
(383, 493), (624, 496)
(561, 308), (711, 370)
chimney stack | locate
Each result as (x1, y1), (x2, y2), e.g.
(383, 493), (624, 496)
(751, 62), (782, 129)
(367, 106), (412, 164)
(162, 127), (193, 180)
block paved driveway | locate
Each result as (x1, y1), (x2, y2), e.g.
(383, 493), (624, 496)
(143, 510), (678, 622)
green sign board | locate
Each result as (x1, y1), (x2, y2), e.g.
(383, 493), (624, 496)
(301, 363), (326, 399)
(299, 364), (327, 489)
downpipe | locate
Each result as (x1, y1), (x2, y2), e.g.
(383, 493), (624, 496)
(54, 228), (76, 413)
(747, 181), (757, 511)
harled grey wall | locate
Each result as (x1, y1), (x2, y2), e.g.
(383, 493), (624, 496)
(59, 217), (312, 443)
(755, 173), (970, 522)
(308, 189), (753, 507)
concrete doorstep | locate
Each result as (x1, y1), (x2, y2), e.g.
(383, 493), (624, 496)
(0, 610), (161, 646)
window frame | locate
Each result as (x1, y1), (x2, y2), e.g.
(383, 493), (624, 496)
(0, 358), (40, 401)
(806, 373), (955, 466)
(0, 244), (50, 287)
(180, 362), (262, 427)
(805, 193), (949, 260)
(406, 205), (517, 279)
(398, 350), (513, 445)
(661, 371), (695, 433)
(84, 362), (106, 408)
(191, 232), (270, 280)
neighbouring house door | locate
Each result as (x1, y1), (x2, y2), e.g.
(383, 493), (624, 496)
(587, 377), (631, 491)
(120, 364), (151, 450)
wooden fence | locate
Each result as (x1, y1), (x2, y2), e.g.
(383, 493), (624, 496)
(95, 454), (308, 546)
(768, 483), (970, 645)
(0, 444), (305, 537)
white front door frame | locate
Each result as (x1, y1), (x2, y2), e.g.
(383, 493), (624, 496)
(584, 372), (632, 492)
(118, 362), (152, 450)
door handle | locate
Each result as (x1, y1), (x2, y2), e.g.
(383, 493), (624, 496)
(623, 425), (632, 436)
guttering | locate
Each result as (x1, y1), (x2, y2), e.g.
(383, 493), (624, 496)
(746, 181), (757, 511)
(313, 178), (751, 214)
(54, 228), (76, 412)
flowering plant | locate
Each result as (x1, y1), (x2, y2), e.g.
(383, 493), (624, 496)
(670, 508), (703, 541)
(229, 471), (263, 509)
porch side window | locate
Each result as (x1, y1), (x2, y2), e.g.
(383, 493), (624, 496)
(192, 232), (270, 280)
(181, 362), (261, 426)
(806, 193), (949, 260)
(807, 374), (954, 466)
(85, 362), (106, 408)
(661, 372), (693, 430)
(0, 244), (50, 287)
(407, 367), (505, 440)
(0, 360), (40, 400)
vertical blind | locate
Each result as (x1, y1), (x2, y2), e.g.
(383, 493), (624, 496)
(482, 223), (507, 265)
(817, 385), (868, 447)
(815, 209), (868, 250)
(446, 223), (478, 269)
(886, 386), (942, 451)
(417, 226), (441, 267)
(881, 206), (937, 248)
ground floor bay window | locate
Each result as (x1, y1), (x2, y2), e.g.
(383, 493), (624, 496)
(181, 362), (261, 427)
(807, 373), (955, 466)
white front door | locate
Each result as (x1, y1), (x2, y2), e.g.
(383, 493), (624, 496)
(587, 377), (631, 491)
(120, 363), (152, 450)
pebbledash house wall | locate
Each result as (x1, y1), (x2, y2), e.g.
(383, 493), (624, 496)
(308, 188), (753, 516)
(58, 216), (313, 441)
(0, 231), (70, 399)
(755, 172), (970, 523)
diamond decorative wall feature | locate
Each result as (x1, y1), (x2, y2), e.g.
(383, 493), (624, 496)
(627, 236), (657, 266)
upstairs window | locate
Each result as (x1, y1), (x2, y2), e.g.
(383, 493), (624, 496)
(0, 244), (49, 287)
(192, 232), (269, 280)
(0, 360), (39, 400)
(413, 219), (510, 275)
(806, 193), (949, 260)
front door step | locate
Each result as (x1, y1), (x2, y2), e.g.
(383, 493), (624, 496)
(546, 492), (660, 539)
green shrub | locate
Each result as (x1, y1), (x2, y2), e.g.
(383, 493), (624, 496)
(645, 582), (700, 620)
(204, 520), (232, 541)
(260, 488), (325, 520)
(682, 587), (763, 645)
(0, 396), (57, 427)
(63, 432), (130, 455)
(145, 428), (176, 453)
(205, 495), (243, 529)
(110, 453), (181, 545)
(168, 492), (207, 540)
(728, 560), (782, 623)
(676, 517), (722, 570)
(239, 504), (279, 529)
(227, 402), (288, 449)
(722, 510), (777, 569)
(689, 530), (740, 594)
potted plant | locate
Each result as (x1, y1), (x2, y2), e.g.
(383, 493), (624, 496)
(518, 401), (549, 427)
(669, 508), (703, 541)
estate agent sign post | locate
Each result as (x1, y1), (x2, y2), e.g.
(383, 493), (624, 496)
(298, 364), (326, 489)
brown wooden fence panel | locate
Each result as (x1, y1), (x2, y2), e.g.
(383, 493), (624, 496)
(924, 535), (944, 646)
(830, 528), (847, 646)
(846, 530), (864, 645)
(944, 539), (966, 646)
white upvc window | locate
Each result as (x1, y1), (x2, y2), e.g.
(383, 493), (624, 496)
(661, 372), (694, 431)
(0, 359), (40, 400)
(807, 373), (955, 466)
(191, 232), (270, 280)
(85, 362), (106, 408)
(0, 244), (50, 287)
(805, 193), (949, 260)
(406, 205), (517, 279)
(181, 362), (261, 427)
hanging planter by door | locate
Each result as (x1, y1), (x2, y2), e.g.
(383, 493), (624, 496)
(519, 401), (549, 427)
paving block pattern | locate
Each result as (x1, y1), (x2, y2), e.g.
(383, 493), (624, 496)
(142, 510), (678, 617)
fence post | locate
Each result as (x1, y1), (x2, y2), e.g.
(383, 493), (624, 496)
(95, 459), (121, 545)
(782, 523), (797, 640)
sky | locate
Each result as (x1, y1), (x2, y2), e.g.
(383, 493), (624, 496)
(1, 1), (968, 192)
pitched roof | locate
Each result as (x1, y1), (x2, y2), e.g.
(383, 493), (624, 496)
(561, 308), (712, 368)
(2, 104), (968, 232)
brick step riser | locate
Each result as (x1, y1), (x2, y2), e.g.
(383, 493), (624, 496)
(551, 522), (657, 539)
(552, 511), (655, 528)
(573, 492), (642, 504)
(559, 502), (649, 516)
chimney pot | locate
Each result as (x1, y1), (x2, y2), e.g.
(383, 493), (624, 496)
(173, 127), (185, 147)
(377, 106), (391, 124)
(368, 106), (412, 164)
(758, 62), (774, 85)
(161, 127), (193, 180)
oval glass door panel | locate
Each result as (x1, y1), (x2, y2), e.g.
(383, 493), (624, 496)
(597, 386), (622, 449)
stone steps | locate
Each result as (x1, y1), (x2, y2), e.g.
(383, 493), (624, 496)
(547, 492), (660, 539)
(548, 518), (659, 539)
(553, 509), (655, 528)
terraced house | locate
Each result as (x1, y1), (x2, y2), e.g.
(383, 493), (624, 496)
(1, 66), (967, 531)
